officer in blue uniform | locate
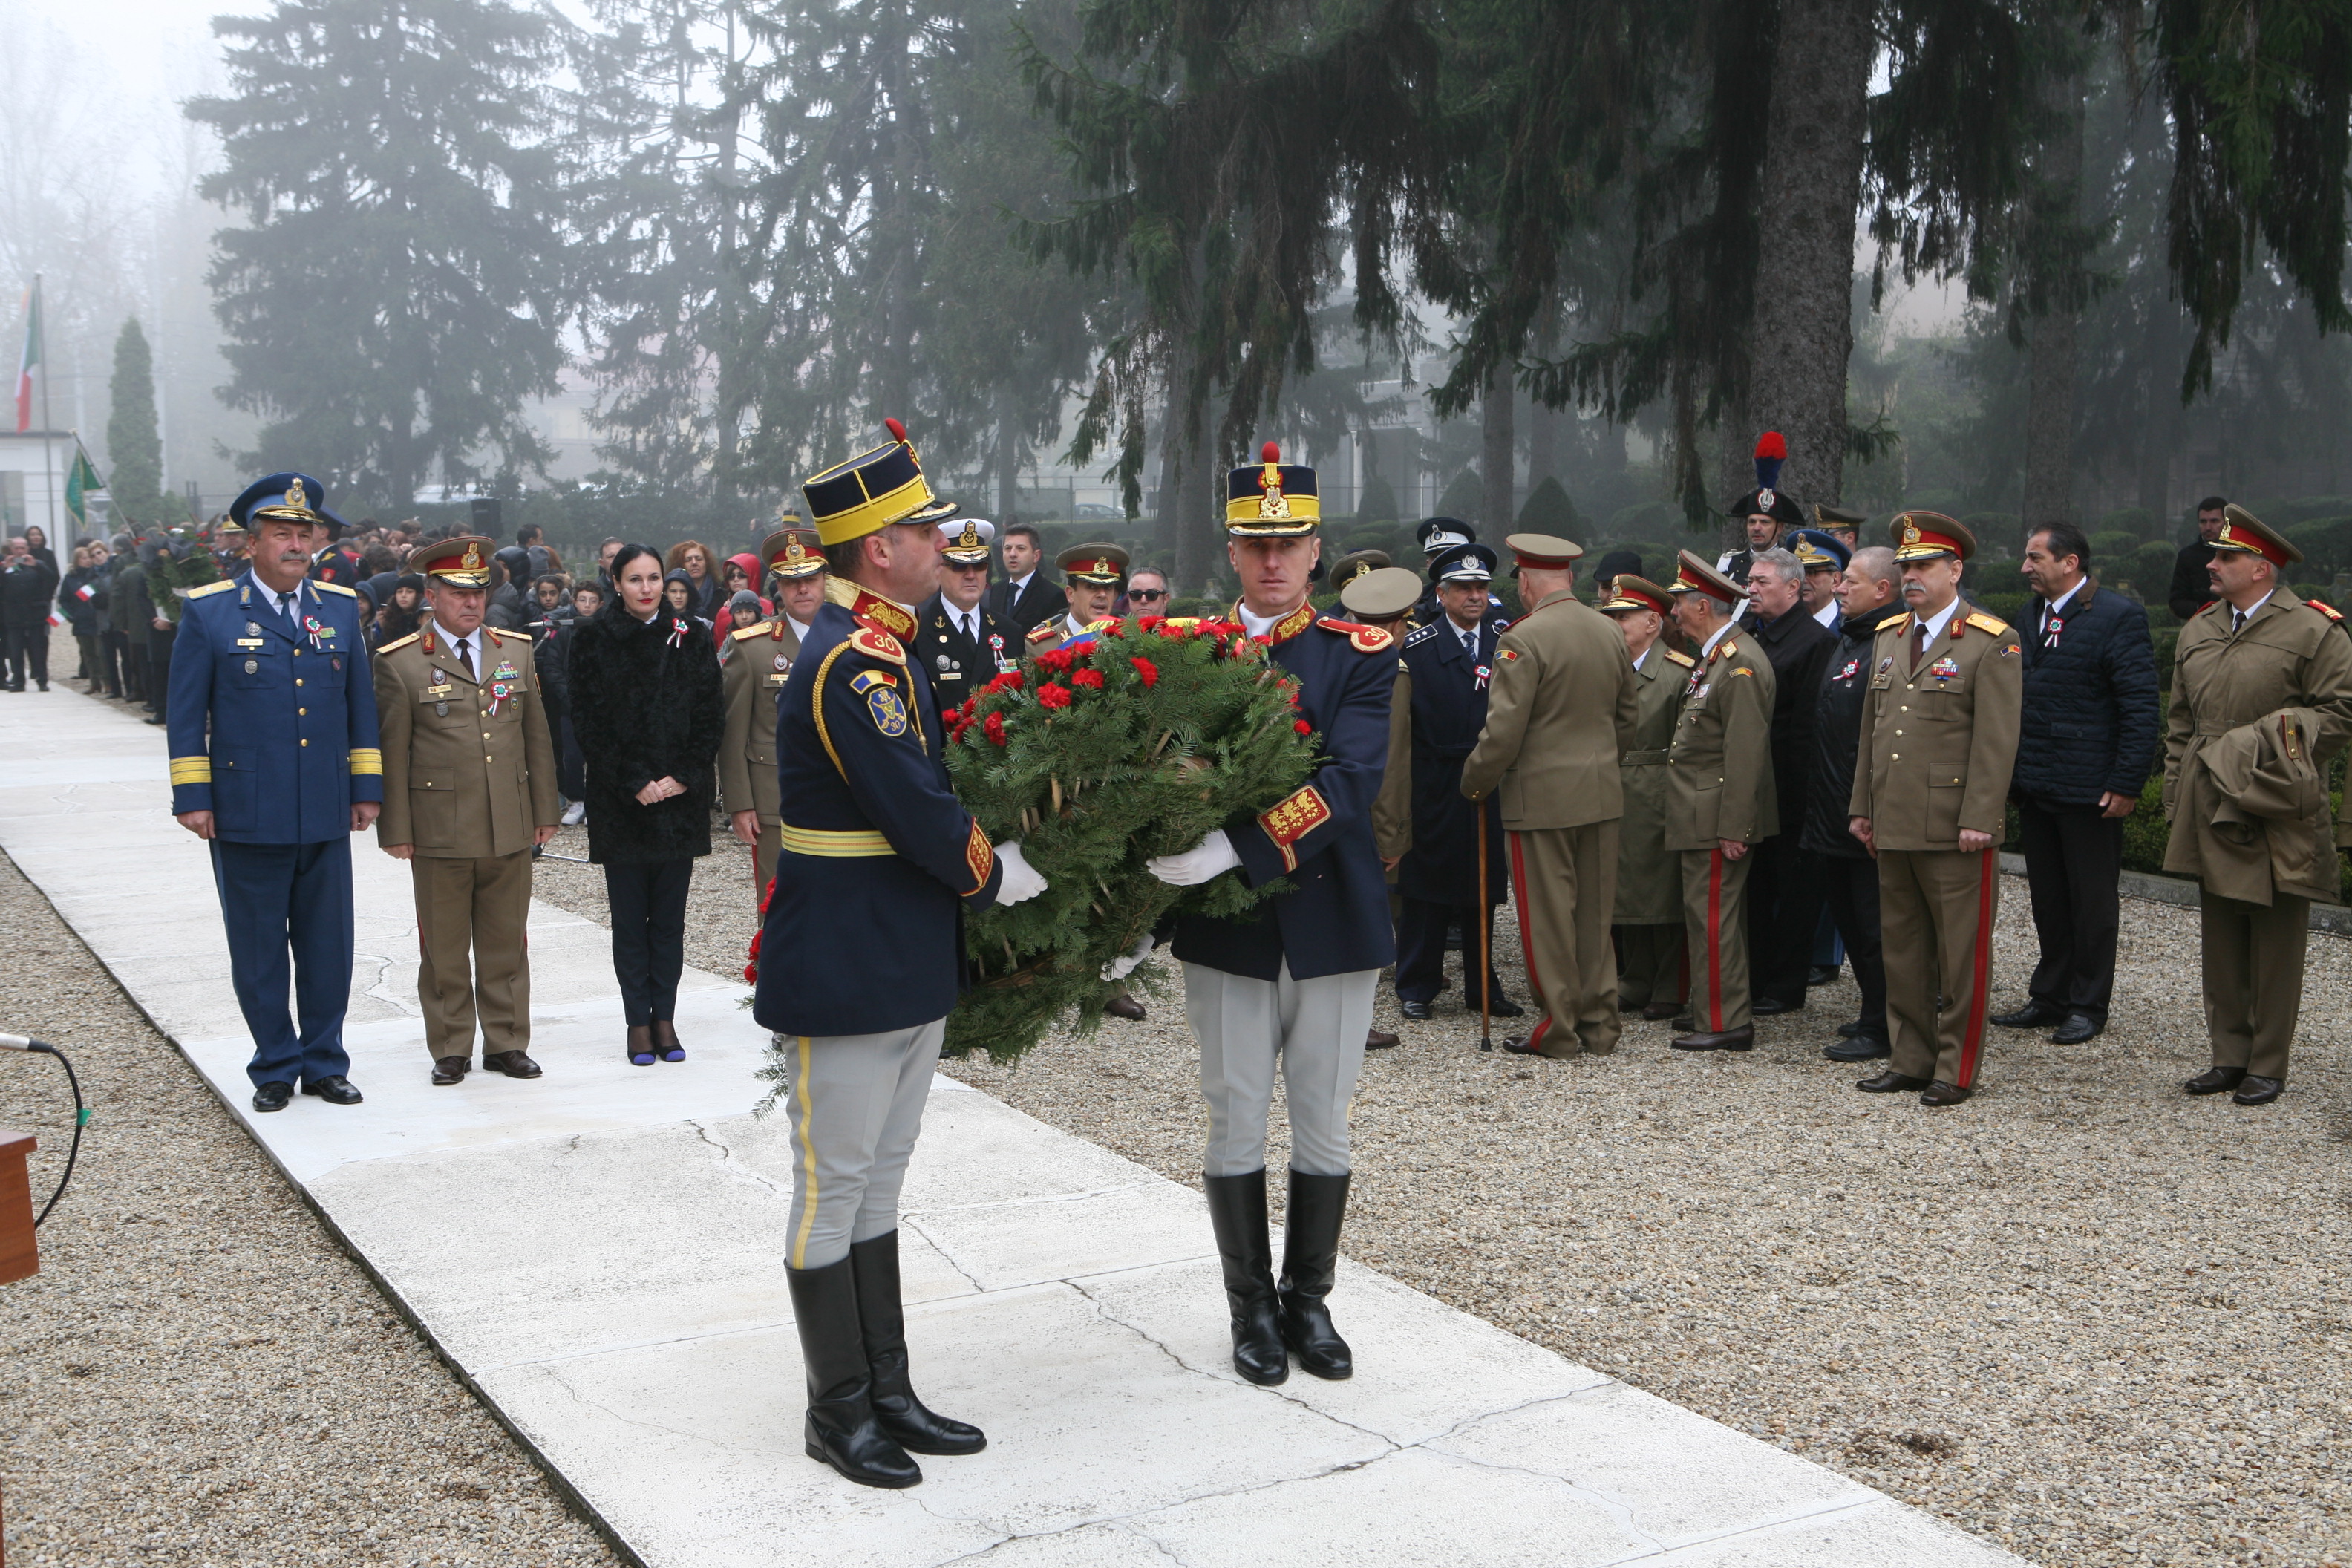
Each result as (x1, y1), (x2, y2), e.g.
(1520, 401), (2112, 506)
(1410, 517), (1476, 624)
(1394, 541), (1523, 1021)
(751, 419), (1049, 1491)
(168, 474), (383, 1112)
(1146, 442), (1398, 1389)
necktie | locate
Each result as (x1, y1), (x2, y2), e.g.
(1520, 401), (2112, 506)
(2232, 609), (2246, 636)
(278, 591), (296, 625)
(1462, 627), (1477, 661)
(1910, 621), (1930, 674)
(960, 611), (976, 644)
(457, 636), (474, 680)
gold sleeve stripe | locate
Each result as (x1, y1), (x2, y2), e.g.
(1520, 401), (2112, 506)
(169, 757), (212, 784)
(349, 754), (385, 776)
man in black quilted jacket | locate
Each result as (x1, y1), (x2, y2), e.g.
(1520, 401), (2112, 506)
(2166, 497), (2227, 624)
(1994, 521), (2160, 1045)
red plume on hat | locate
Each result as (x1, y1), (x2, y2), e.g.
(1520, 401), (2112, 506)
(1261, 441), (1281, 462)
(1754, 431), (1786, 491)
(885, 417), (909, 445)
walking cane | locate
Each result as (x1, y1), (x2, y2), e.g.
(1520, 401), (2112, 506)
(1476, 794), (1493, 1051)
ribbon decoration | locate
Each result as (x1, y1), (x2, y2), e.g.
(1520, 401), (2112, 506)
(1474, 662), (1492, 691)
(302, 614), (329, 650)
(667, 617), (688, 648)
(488, 679), (514, 718)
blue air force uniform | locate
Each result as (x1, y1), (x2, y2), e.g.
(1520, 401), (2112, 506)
(1153, 443), (1396, 1389)
(167, 474), (382, 1097)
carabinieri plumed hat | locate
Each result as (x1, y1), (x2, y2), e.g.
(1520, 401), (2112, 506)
(1225, 443), (1320, 537)
(801, 419), (938, 546)
(1726, 433), (1806, 528)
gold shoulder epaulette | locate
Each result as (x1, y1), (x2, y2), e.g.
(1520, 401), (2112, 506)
(374, 632), (420, 654)
(313, 580), (357, 597)
(1876, 611), (1909, 632)
(1025, 622), (1058, 644)
(187, 578), (235, 599)
(731, 621), (771, 640)
(1665, 648), (1696, 668)
(1711, 636), (1740, 662)
(1964, 610), (2009, 636)
(2311, 599), (2345, 623)
(488, 624), (529, 641)
(1316, 615), (1394, 653)
(849, 626), (906, 665)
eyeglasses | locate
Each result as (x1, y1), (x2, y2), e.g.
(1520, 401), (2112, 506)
(1128, 588), (1169, 601)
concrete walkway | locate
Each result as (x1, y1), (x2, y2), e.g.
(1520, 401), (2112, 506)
(0, 685), (2031, 1568)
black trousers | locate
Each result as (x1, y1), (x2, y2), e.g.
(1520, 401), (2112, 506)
(1747, 829), (1823, 1008)
(3, 624), (48, 687)
(72, 630), (94, 679)
(147, 626), (174, 710)
(1394, 896), (1511, 1006)
(111, 633), (144, 699)
(604, 858), (693, 1026)
(1817, 855), (1889, 1041)
(2015, 797), (2123, 1019)
(95, 630), (127, 696)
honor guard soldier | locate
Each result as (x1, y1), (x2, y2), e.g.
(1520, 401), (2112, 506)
(1596, 575), (1692, 1019)
(1392, 541), (1522, 1023)
(1028, 541), (1128, 647)
(1460, 535), (1639, 1057)
(168, 473), (383, 1112)
(1717, 431), (1807, 595)
(1147, 442), (1396, 1388)
(1661, 552), (1777, 1051)
(2162, 506), (2352, 1105)
(722, 526), (825, 892)
(915, 517), (1015, 702)
(751, 419), (1049, 1490)
(1846, 513), (2022, 1106)
(372, 537), (560, 1087)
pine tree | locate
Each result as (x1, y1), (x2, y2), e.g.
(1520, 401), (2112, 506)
(186, 0), (570, 510)
(105, 318), (166, 523)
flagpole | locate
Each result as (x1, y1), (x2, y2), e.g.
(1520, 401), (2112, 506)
(35, 275), (61, 545)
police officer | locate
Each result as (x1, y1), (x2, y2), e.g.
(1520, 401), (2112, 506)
(1411, 517), (1476, 624)
(1394, 541), (1521, 1022)
(1026, 541), (1128, 647)
(2162, 506), (2352, 1105)
(1597, 575), (1692, 1019)
(169, 473), (383, 1112)
(1146, 442), (1396, 1388)
(915, 517), (1014, 704)
(1716, 432), (1806, 592)
(1460, 535), (1639, 1058)
(751, 421), (1049, 1490)
(721, 527), (824, 892)
(1662, 552), (1777, 1052)
(372, 536), (560, 1086)
(1847, 513), (2022, 1107)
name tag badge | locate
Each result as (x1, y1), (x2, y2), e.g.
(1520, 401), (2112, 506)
(235, 637), (265, 648)
(424, 681), (454, 699)
(765, 673), (788, 688)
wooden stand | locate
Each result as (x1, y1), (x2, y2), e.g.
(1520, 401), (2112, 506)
(0, 1129), (37, 1286)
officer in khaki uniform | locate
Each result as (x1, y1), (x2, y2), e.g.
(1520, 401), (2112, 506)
(1846, 513), (2022, 1107)
(722, 527), (823, 892)
(1026, 543), (1127, 647)
(1599, 575), (1693, 1018)
(1661, 552), (1777, 1051)
(1460, 535), (1638, 1058)
(2163, 505), (2352, 1104)
(373, 536), (560, 1085)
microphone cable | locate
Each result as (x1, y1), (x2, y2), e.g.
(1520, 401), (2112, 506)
(0, 1034), (87, 1226)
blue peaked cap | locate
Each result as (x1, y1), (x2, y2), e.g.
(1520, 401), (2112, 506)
(228, 472), (330, 532)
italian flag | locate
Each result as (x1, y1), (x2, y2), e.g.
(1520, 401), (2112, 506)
(13, 281), (36, 433)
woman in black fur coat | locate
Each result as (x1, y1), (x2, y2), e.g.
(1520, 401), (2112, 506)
(565, 543), (725, 1063)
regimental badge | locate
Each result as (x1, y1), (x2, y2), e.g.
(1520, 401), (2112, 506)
(866, 683), (909, 737)
(1930, 655), (1959, 680)
(1257, 458), (1291, 520)
(434, 701), (450, 718)
(1757, 487), (1777, 512)
(1903, 523), (1921, 545)
(462, 540), (483, 571)
(285, 477), (307, 509)
(246, 621), (261, 637)
(244, 659), (258, 675)
(1877, 656), (1893, 673)
(774, 653), (789, 672)
(1257, 785), (1332, 872)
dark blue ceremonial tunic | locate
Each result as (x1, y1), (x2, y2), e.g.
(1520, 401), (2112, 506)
(1396, 610), (1511, 909)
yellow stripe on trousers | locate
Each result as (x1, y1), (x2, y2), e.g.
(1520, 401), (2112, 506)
(791, 1035), (820, 1268)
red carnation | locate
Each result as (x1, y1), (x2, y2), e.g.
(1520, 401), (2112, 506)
(1293, 719), (1313, 734)
(742, 963), (758, 984)
(1097, 618), (1126, 638)
(1137, 615), (1166, 632)
(748, 931), (762, 958)
(1036, 647), (1074, 672)
(1071, 668), (1105, 690)
(1130, 656), (1159, 687)
(1038, 682), (1073, 709)
(984, 711), (1008, 745)
(987, 670), (1024, 693)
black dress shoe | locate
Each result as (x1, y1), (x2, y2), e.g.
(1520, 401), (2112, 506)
(2049, 1012), (2102, 1045)
(1500, 1035), (1543, 1055)
(1103, 993), (1147, 1022)
(1823, 1036), (1892, 1062)
(1918, 1080), (1973, 1107)
(252, 1080), (294, 1112)
(143, 713), (166, 725)
(1640, 1001), (1684, 1021)
(1856, 1070), (1930, 1094)
(1399, 999), (1434, 1021)
(1751, 996), (1802, 1016)
(1670, 1015), (1693, 1032)
(1836, 1017), (1866, 1038)
(1480, 995), (1526, 1019)
(2183, 1065), (2246, 1096)
(1364, 1030), (1399, 1051)
(431, 1056), (471, 1085)
(1989, 999), (2065, 1030)
(1670, 1025), (1754, 1051)
(301, 1075), (364, 1105)
(2232, 1075), (2284, 1105)
(480, 1050), (543, 1079)
(1807, 964), (1840, 987)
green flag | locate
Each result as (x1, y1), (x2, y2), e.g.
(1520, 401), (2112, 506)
(65, 447), (102, 534)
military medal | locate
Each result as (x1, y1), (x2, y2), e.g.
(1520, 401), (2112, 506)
(244, 659), (258, 674)
(434, 701), (450, 717)
(774, 653), (788, 672)
(1930, 655), (1959, 680)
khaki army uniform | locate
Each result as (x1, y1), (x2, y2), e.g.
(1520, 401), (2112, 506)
(719, 615), (803, 892)
(1616, 642), (1693, 1010)
(1662, 629), (1777, 1033)
(1373, 660), (1412, 866)
(2163, 589), (2352, 1081)
(1460, 586), (1639, 1056)
(1849, 604), (2023, 1088)
(374, 621), (559, 1065)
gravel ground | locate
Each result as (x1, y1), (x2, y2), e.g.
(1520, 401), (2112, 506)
(532, 825), (2352, 1568)
(0, 752), (619, 1560)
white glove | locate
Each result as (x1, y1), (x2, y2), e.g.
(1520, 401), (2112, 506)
(1146, 829), (1242, 887)
(993, 840), (1048, 905)
(1101, 931), (1157, 981)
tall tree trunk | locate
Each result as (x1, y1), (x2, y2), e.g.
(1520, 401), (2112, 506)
(1743, 0), (1874, 506)
(1174, 382), (1216, 595)
(996, 383), (1022, 525)
(711, 0), (742, 500)
(1527, 395), (1558, 489)
(1153, 400), (1184, 557)
(1481, 359), (1515, 535)
(2022, 65), (2086, 529)
(2135, 304), (2186, 521)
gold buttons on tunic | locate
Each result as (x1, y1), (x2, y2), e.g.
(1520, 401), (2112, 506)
(298, 707), (307, 716)
(300, 738), (309, 748)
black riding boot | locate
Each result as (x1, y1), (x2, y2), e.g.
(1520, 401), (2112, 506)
(849, 1231), (986, 1456)
(1203, 1169), (1288, 1385)
(1278, 1169), (1354, 1379)
(785, 1257), (921, 1489)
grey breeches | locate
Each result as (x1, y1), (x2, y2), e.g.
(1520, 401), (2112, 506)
(777, 1019), (941, 1270)
(1185, 960), (1376, 1179)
